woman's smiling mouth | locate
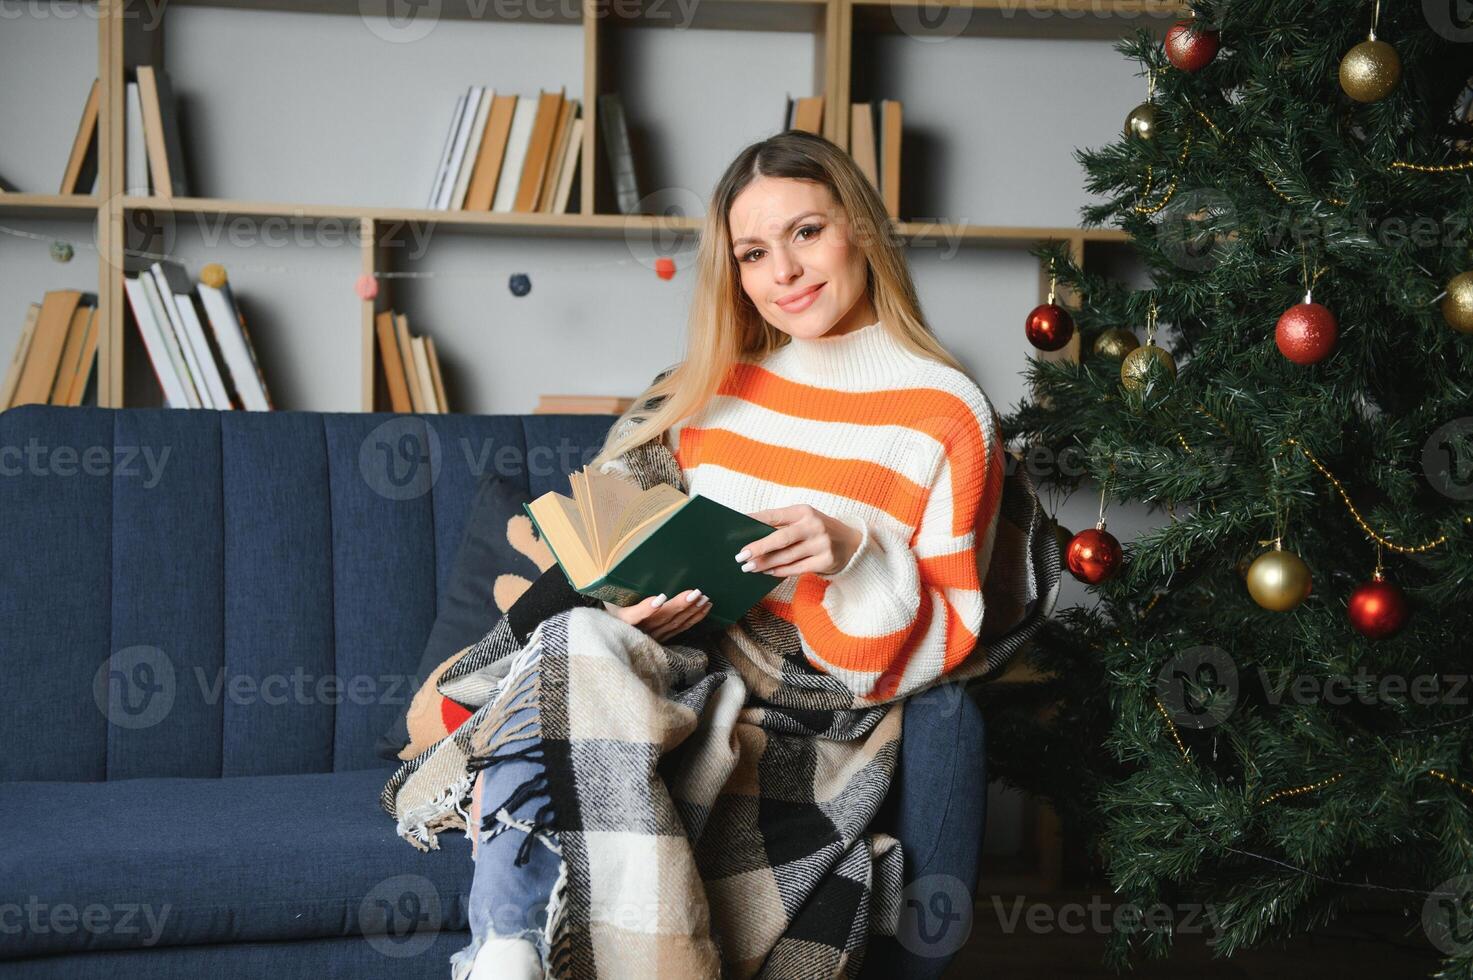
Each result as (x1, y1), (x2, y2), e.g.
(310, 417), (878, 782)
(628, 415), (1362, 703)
(776, 282), (825, 313)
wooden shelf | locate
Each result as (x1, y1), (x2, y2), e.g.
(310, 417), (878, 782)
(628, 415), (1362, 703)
(0, 194), (102, 219)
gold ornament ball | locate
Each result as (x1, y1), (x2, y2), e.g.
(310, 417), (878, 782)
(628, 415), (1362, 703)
(1339, 39), (1401, 103)
(1441, 270), (1473, 334)
(1124, 102), (1157, 140)
(1093, 327), (1141, 360)
(1120, 343), (1176, 391)
(1246, 548), (1312, 612)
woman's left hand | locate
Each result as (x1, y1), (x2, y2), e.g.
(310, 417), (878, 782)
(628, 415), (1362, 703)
(735, 504), (864, 578)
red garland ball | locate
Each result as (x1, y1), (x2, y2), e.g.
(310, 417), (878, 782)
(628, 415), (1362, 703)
(1275, 301), (1338, 364)
(1065, 525), (1123, 584)
(1025, 302), (1075, 352)
(1347, 575), (1409, 640)
(654, 256), (676, 280)
(1165, 19), (1220, 73)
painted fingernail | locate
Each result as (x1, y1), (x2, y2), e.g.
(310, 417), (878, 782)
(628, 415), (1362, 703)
(734, 550), (750, 563)
(651, 594), (667, 608)
(740, 561), (755, 573)
(686, 589), (702, 601)
(698, 595), (710, 606)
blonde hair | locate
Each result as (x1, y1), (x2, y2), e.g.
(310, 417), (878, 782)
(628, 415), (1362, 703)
(591, 129), (967, 470)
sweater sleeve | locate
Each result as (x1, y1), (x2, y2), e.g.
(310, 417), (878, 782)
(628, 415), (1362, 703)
(789, 393), (1005, 702)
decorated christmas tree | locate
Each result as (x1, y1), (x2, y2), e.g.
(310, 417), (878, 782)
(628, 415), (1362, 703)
(983, 1), (1473, 972)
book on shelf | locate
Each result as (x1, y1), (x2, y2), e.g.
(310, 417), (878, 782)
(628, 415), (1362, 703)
(783, 93), (825, 135)
(123, 263), (273, 410)
(522, 463), (783, 630)
(1, 291), (101, 411)
(845, 98), (902, 219)
(428, 87), (582, 214)
(375, 309), (448, 413)
(59, 78), (100, 195)
(597, 92), (641, 216)
(198, 269), (273, 410)
(135, 66), (189, 197)
(124, 81), (148, 196)
(534, 394), (635, 415)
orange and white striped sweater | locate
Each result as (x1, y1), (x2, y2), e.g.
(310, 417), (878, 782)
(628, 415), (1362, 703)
(618, 320), (1006, 703)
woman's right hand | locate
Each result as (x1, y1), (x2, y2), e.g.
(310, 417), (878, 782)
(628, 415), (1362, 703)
(602, 588), (711, 642)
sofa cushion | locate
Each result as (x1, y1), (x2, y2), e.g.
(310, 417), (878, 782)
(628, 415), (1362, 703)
(0, 768), (472, 959)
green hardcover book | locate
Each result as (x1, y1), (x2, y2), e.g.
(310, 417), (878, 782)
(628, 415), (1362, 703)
(523, 474), (784, 632)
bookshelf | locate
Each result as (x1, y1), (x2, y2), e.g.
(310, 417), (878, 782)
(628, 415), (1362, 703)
(0, 0), (1181, 415)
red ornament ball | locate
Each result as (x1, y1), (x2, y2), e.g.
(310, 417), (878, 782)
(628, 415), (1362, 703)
(1165, 19), (1220, 72)
(1275, 301), (1338, 364)
(655, 256), (676, 280)
(1065, 525), (1123, 584)
(1025, 303), (1075, 352)
(1348, 574), (1409, 640)
(354, 273), (379, 301)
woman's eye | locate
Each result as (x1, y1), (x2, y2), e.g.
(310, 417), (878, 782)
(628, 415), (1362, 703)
(796, 224), (821, 241)
(741, 248), (765, 263)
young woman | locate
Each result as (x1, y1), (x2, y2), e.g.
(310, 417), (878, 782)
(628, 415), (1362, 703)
(454, 128), (1004, 980)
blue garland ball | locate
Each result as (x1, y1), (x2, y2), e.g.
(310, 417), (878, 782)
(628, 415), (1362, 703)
(508, 273), (531, 297)
(50, 241), (75, 263)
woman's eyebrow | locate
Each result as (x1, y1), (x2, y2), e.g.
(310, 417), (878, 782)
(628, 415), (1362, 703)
(732, 212), (823, 248)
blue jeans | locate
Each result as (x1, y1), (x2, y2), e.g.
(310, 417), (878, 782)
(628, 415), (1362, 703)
(450, 697), (563, 977)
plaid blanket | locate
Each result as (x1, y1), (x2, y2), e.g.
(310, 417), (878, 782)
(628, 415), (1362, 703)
(380, 408), (1061, 979)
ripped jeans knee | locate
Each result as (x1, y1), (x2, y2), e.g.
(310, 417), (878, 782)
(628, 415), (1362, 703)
(452, 697), (565, 977)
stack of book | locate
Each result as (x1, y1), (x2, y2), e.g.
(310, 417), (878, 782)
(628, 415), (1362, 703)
(60, 68), (188, 196)
(1, 291), (100, 410)
(428, 86), (582, 214)
(782, 94), (824, 134)
(374, 310), (449, 413)
(846, 99), (902, 219)
(534, 394), (635, 415)
(122, 261), (272, 410)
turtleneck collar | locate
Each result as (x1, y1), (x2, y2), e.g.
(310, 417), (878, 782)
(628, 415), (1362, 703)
(772, 319), (918, 384)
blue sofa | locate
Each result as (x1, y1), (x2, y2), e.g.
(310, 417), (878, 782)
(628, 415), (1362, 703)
(0, 404), (986, 979)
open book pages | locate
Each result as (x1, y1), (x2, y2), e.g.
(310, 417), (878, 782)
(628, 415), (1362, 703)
(530, 465), (690, 588)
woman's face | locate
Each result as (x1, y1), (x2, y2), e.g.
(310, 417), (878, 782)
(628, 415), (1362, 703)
(728, 176), (876, 340)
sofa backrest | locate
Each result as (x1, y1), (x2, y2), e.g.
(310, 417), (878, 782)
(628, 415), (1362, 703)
(0, 405), (618, 782)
